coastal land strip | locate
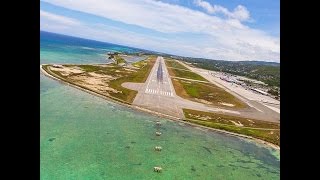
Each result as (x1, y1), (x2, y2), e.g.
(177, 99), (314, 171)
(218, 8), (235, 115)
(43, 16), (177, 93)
(40, 56), (279, 149)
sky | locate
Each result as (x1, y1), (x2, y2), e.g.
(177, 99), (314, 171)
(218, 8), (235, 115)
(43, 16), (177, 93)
(40, 0), (280, 62)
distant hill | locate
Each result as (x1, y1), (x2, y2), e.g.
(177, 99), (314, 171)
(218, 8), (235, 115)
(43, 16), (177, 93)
(237, 61), (279, 67)
(179, 57), (280, 87)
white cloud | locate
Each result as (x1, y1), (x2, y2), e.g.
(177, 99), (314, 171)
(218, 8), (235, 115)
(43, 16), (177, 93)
(40, 10), (81, 26)
(231, 5), (250, 21)
(194, 0), (230, 17)
(40, 0), (279, 62)
(194, 0), (250, 21)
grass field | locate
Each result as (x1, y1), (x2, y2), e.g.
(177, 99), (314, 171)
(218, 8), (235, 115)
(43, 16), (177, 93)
(42, 56), (155, 104)
(183, 108), (280, 145)
(132, 60), (148, 68)
(165, 59), (189, 70)
(166, 58), (247, 109)
(108, 57), (155, 102)
(166, 60), (208, 82)
(172, 78), (247, 109)
(75, 65), (129, 76)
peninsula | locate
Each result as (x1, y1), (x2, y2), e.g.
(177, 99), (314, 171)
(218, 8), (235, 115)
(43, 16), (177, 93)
(41, 55), (280, 147)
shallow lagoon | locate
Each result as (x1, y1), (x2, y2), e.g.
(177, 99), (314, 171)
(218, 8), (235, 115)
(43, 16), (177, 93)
(40, 73), (279, 179)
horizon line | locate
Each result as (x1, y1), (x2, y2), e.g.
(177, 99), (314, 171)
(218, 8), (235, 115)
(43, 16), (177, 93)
(40, 30), (279, 64)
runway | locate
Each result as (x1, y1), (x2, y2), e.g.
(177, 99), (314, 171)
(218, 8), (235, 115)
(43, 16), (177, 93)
(131, 56), (183, 118)
(123, 56), (279, 122)
(144, 57), (174, 97)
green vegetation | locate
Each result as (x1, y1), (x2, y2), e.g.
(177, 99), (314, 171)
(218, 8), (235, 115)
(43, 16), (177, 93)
(73, 65), (100, 72)
(181, 58), (280, 87)
(166, 61), (208, 82)
(132, 60), (147, 68)
(239, 79), (255, 86)
(43, 65), (71, 79)
(114, 55), (126, 65)
(42, 56), (155, 104)
(107, 52), (118, 59)
(183, 108), (280, 145)
(42, 64), (131, 104)
(268, 89), (279, 96)
(43, 65), (68, 78)
(107, 52), (126, 65)
(171, 68), (208, 81)
(165, 59), (189, 70)
(75, 65), (126, 75)
(108, 58), (155, 102)
(172, 78), (247, 109)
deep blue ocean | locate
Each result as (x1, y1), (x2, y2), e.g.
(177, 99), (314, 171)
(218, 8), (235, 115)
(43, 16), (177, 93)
(40, 31), (144, 64)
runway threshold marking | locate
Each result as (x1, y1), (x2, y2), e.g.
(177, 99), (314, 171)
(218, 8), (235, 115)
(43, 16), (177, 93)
(143, 57), (176, 97)
(144, 88), (173, 97)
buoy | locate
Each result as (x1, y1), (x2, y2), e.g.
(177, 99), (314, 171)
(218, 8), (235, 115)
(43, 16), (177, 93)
(154, 166), (162, 172)
(156, 132), (162, 136)
(155, 146), (162, 151)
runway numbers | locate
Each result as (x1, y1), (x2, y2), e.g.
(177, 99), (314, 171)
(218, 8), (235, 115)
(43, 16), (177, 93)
(145, 89), (173, 97)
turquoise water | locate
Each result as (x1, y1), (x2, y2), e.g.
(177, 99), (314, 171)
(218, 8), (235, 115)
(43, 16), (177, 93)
(40, 31), (142, 64)
(40, 31), (280, 179)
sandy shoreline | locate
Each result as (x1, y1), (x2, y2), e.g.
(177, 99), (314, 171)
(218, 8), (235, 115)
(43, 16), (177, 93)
(40, 64), (280, 150)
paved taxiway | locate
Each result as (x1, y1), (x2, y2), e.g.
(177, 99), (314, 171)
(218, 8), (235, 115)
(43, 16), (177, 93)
(122, 56), (279, 122)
